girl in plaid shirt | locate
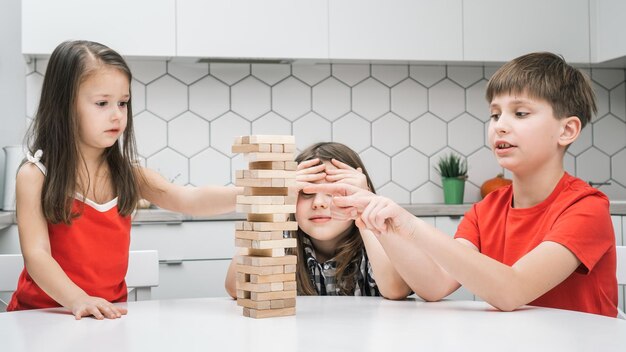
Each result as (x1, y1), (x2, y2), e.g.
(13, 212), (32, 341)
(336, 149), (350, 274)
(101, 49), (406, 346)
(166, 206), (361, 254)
(226, 142), (411, 298)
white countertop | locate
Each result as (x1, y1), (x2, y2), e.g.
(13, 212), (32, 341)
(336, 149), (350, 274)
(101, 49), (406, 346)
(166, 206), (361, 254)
(0, 296), (625, 352)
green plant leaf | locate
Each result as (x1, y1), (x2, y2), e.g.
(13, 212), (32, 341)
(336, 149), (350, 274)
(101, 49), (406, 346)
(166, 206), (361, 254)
(435, 152), (468, 178)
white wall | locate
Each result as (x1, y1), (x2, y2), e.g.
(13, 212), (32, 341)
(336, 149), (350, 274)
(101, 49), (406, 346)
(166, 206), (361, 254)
(0, 0), (27, 209)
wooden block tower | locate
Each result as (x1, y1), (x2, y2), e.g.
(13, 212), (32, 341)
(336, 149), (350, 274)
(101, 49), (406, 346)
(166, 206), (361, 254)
(232, 135), (298, 318)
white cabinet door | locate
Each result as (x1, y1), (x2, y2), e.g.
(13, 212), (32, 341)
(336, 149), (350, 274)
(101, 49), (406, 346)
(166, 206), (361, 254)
(463, 0), (590, 63)
(130, 221), (235, 261)
(590, 0), (626, 62)
(176, 0), (328, 59)
(154, 259), (232, 299)
(329, 0), (463, 61)
(22, 0), (176, 56)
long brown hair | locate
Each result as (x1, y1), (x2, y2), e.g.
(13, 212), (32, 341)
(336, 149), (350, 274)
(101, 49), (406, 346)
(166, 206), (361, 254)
(24, 40), (141, 224)
(288, 142), (376, 295)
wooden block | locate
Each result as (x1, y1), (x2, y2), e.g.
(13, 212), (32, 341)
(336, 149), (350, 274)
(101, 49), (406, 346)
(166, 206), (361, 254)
(245, 152), (294, 162)
(237, 298), (271, 310)
(234, 221), (250, 230)
(271, 282), (284, 291)
(248, 161), (298, 170)
(235, 230), (284, 241)
(236, 264), (285, 275)
(270, 178), (297, 187)
(246, 213), (290, 222)
(235, 238), (252, 248)
(248, 135), (296, 144)
(234, 178), (273, 187)
(243, 170), (296, 179)
(284, 161), (297, 170)
(271, 144), (283, 153)
(237, 220), (296, 232)
(283, 264), (296, 273)
(236, 290), (250, 299)
(247, 221), (298, 231)
(236, 204), (296, 214)
(250, 273), (296, 284)
(248, 238), (297, 249)
(237, 255), (297, 267)
(236, 272), (250, 283)
(242, 248), (286, 257)
(234, 136), (243, 145)
(243, 307), (296, 319)
(284, 281), (297, 291)
(247, 213), (291, 222)
(236, 195), (295, 205)
(243, 187), (290, 196)
(237, 281), (272, 292)
(232, 143), (271, 153)
(251, 290), (297, 301)
(283, 144), (296, 153)
(271, 298), (296, 309)
(238, 238), (296, 249)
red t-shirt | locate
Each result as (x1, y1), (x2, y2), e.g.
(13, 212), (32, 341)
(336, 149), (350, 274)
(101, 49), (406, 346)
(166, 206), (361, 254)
(455, 173), (617, 317)
(7, 198), (131, 311)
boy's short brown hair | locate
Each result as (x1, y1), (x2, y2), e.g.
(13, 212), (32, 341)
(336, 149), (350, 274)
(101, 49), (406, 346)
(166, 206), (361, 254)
(486, 52), (597, 128)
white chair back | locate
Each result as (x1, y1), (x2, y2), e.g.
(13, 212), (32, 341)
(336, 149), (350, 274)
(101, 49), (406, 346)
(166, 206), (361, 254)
(616, 245), (626, 319)
(0, 250), (159, 310)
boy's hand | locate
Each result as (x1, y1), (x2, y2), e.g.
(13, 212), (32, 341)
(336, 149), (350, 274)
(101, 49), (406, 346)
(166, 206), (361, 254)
(70, 295), (128, 320)
(325, 159), (369, 190)
(295, 158), (326, 191)
(303, 183), (415, 237)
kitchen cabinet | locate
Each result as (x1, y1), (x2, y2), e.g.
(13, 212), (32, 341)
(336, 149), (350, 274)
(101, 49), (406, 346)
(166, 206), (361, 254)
(328, 0), (463, 61)
(176, 0), (328, 59)
(590, 0), (626, 62)
(21, 0), (176, 57)
(129, 220), (236, 299)
(463, 0), (590, 63)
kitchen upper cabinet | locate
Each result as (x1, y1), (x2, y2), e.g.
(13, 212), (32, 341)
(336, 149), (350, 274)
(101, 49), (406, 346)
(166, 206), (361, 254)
(176, 0), (328, 59)
(21, 0), (176, 57)
(463, 0), (590, 63)
(590, 0), (626, 63)
(328, 0), (463, 61)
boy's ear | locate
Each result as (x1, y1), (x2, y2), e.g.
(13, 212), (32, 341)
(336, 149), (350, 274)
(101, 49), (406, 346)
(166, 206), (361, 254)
(558, 116), (582, 147)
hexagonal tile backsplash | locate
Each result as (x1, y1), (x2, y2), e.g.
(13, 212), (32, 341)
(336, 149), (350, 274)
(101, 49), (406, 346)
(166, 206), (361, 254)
(25, 61), (626, 203)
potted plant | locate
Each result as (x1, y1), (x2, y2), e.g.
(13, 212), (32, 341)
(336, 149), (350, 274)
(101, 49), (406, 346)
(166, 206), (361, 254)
(435, 152), (468, 204)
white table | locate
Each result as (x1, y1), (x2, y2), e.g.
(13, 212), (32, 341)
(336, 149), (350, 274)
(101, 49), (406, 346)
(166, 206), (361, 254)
(1, 296), (625, 351)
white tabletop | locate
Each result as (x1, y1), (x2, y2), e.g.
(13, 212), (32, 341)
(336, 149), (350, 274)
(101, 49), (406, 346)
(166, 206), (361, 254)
(1, 296), (625, 352)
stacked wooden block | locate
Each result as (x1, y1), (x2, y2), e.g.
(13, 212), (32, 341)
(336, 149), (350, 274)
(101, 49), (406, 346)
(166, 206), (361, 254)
(232, 135), (298, 318)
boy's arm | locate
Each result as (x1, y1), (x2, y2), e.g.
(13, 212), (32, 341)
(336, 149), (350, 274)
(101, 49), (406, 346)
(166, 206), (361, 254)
(403, 218), (579, 311)
(16, 164), (126, 319)
(306, 182), (581, 310)
(359, 227), (412, 300)
(137, 167), (242, 216)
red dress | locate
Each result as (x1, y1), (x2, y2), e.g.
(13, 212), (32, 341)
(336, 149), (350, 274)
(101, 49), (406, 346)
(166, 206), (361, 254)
(7, 198), (131, 311)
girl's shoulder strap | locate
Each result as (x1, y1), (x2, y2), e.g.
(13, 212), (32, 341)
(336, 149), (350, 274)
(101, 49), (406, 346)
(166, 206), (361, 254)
(25, 149), (47, 176)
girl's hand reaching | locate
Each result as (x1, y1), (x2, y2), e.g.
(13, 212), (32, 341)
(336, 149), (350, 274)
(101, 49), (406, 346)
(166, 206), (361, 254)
(295, 158), (326, 191)
(70, 294), (128, 320)
(325, 159), (369, 191)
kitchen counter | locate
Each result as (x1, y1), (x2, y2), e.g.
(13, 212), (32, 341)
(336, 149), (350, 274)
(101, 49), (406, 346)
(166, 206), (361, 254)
(1, 201), (626, 228)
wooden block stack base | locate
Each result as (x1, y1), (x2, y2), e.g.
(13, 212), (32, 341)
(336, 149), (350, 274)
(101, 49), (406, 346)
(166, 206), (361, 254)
(232, 135), (298, 319)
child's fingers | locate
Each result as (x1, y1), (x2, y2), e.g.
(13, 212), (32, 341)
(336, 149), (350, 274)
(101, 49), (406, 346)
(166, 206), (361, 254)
(297, 158), (323, 171)
(330, 158), (355, 170)
(296, 173), (326, 182)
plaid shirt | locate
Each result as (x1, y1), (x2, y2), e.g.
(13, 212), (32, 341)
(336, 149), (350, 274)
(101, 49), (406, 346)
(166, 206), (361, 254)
(301, 236), (380, 296)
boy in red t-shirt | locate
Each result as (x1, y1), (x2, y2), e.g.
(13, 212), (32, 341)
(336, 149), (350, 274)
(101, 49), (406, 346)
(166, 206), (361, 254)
(305, 52), (618, 317)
